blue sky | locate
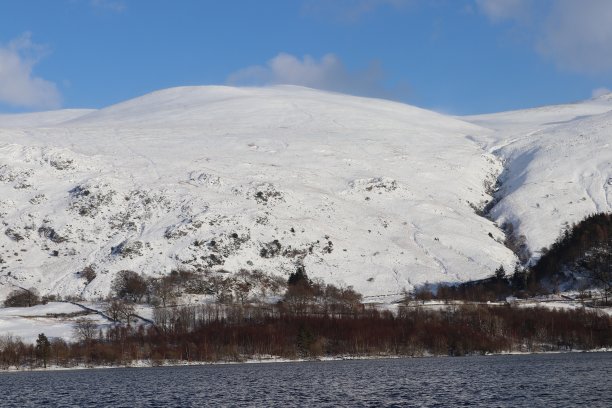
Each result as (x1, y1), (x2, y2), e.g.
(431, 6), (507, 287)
(1, 0), (611, 114)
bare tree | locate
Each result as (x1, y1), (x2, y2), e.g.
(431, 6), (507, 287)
(73, 318), (98, 344)
(234, 269), (253, 305)
(105, 300), (135, 323)
(149, 277), (177, 307)
(209, 275), (234, 304)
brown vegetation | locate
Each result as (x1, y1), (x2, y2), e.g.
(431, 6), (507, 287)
(1, 303), (610, 369)
(3, 288), (41, 307)
(2, 214), (611, 369)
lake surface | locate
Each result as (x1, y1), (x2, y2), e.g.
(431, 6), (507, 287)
(1, 352), (611, 407)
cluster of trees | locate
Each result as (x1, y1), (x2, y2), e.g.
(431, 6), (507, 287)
(110, 268), (287, 307)
(145, 304), (612, 361)
(424, 213), (611, 304)
(282, 267), (362, 315)
(532, 213), (611, 301)
(3, 288), (42, 307)
(423, 265), (534, 303)
(151, 270), (363, 335)
(1, 303), (610, 369)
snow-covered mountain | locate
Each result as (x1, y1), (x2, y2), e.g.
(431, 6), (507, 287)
(0, 86), (610, 300)
(0, 109), (95, 128)
(464, 94), (612, 261)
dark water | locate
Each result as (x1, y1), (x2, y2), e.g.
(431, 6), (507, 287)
(1, 353), (611, 407)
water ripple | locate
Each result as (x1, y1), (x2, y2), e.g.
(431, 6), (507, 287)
(0, 353), (611, 407)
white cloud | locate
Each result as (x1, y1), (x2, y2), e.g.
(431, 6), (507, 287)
(537, 0), (612, 73)
(476, 0), (612, 74)
(475, 0), (532, 22)
(302, 0), (414, 22)
(0, 33), (61, 110)
(227, 53), (393, 98)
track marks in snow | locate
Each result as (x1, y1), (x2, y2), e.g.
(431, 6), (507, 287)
(409, 222), (449, 277)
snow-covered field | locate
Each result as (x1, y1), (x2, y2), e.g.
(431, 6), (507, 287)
(0, 301), (108, 343)
(0, 85), (610, 304)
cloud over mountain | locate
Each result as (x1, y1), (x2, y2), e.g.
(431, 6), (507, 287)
(227, 53), (391, 99)
(0, 33), (61, 110)
(477, 0), (612, 74)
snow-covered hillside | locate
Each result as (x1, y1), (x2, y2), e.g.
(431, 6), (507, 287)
(464, 94), (612, 261)
(0, 109), (95, 128)
(1, 85), (610, 301)
(0, 86), (518, 299)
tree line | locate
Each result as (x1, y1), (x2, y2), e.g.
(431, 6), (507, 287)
(1, 302), (610, 369)
(1, 266), (611, 369)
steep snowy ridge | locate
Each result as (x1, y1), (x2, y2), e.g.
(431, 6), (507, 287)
(464, 96), (612, 262)
(1, 86), (609, 300)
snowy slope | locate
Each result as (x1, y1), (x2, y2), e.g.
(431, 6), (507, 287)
(464, 94), (612, 261)
(0, 86), (516, 299)
(0, 109), (95, 128)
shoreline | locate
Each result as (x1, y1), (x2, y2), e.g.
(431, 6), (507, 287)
(2, 348), (611, 374)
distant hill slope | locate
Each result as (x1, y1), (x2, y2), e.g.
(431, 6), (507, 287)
(463, 95), (612, 262)
(0, 109), (95, 128)
(2, 86), (610, 301)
